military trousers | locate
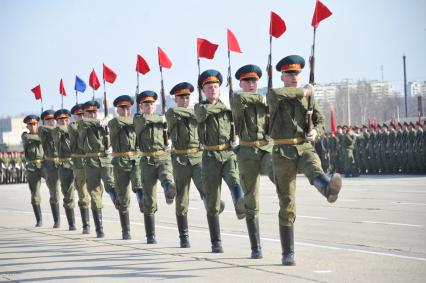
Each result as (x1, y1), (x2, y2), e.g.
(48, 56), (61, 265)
(140, 155), (174, 215)
(27, 168), (43, 205)
(43, 163), (61, 205)
(202, 151), (240, 217)
(85, 165), (115, 209)
(237, 147), (274, 219)
(272, 148), (323, 226)
(58, 166), (75, 209)
(344, 149), (355, 175)
(73, 167), (90, 208)
(113, 159), (141, 212)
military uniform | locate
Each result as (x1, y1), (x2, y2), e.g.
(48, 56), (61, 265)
(134, 91), (176, 244)
(342, 127), (357, 177)
(0, 152), (4, 184)
(268, 55), (342, 265)
(39, 110), (61, 228)
(22, 115), (44, 226)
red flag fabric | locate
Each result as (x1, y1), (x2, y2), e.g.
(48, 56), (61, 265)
(158, 47), (172, 69)
(227, 29), (242, 53)
(373, 115), (378, 129)
(330, 111), (337, 134)
(31, 84), (42, 100)
(269, 11), (286, 38)
(59, 79), (67, 96)
(136, 54), (150, 74)
(197, 38), (219, 59)
(89, 69), (101, 90)
(103, 64), (117, 84)
(311, 0), (332, 28)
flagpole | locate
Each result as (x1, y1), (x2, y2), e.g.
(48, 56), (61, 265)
(103, 79), (109, 117)
(75, 90), (78, 104)
(197, 57), (202, 102)
(136, 71), (140, 113)
(40, 97), (44, 114)
(61, 94), (64, 109)
(92, 88), (95, 101)
(159, 65), (169, 146)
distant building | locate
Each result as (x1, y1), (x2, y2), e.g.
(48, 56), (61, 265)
(0, 116), (27, 151)
(408, 81), (426, 97)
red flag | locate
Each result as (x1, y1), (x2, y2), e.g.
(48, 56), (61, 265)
(158, 47), (172, 69)
(103, 64), (117, 84)
(269, 11), (286, 38)
(227, 29), (242, 53)
(197, 38), (219, 59)
(89, 69), (100, 90)
(311, 0), (332, 28)
(31, 84), (42, 100)
(59, 79), (67, 96)
(373, 115), (378, 129)
(330, 111), (337, 134)
(136, 54), (150, 74)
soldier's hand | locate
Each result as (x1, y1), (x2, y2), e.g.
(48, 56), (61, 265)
(303, 84), (315, 97)
(104, 146), (113, 155)
(264, 134), (272, 142)
(305, 128), (317, 141)
(101, 115), (113, 127)
(164, 143), (172, 152)
(261, 95), (267, 105)
(231, 136), (240, 149)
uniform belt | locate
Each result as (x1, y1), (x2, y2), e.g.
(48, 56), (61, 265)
(27, 159), (43, 165)
(173, 148), (201, 155)
(112, 151), (140, 158)
(44, 156), (59, 162)
(141, 150), (166, 157)
(203, 143), (230, 151)
(71, 154), (86, 158)
(57, 157), (72, 162)
(239, 140), (269, 147)
(273, 137), (306, 145)
(85, 152), (107, 158)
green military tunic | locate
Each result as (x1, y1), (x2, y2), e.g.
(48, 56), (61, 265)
(38, 125), (61, 204)
(22, 133), (44, 205)
(342, 133), (356, 176)
(166, 106), (204, 216)
(267, 87), (325, 226)
(195, 100), (240, 217)
(134, 113), (174, 215)
(407, 129), (417, 173)
(231, 92), (274, 219)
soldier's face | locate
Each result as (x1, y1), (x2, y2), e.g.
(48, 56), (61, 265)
(281, 72), (301, 87)
(117, 106), (130, 117)
(202, 83), (220, 102)
(239, 79), (258, 93)
(175, 95), (190, 108)
(26, 123), (38, 134)
(57, 118), (69, 126)
(44, 119), (56, 127)
(73, 114), (83, 121)
(142, 102), (155, 114)
(84, 111), (97, 119)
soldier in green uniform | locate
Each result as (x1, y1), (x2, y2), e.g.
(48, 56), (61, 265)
(9, 152), (17, 184)
(22, 115), (44, 226)
(336, 126), (345, 174)
(0, 152), (4, 184)
(109, 95), (144, 240)
(342, 126), (357, 177)
(267, 55), (342, 265)
(407, 122), (417, 174)
(231, 65), (274, 258)
(78, 100), (118, 238)
(414, 122), (423, 173)
(68, 104), (91, 234)
(195, 70), (245, 253)
(422, 123), (426, 173)
(387, 123), (397, 173)
(134, 91), (176, 244)
(39, 110), (61, 228)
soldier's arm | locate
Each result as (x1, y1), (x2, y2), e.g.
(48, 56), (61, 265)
(165, 108), (178, 133)
(312, 100), (325, 136)
(194, 102), (225, 123)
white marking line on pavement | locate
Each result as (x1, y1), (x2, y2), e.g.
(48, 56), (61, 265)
(313, 270), (332, 274)
(360, 221), (423, 227)
(298, 215), (328, 220)
(395, 191), (426, 194)
(391, 202), (426, 206)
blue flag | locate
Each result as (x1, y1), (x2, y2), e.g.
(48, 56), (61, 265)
(74, 75), (86, 93)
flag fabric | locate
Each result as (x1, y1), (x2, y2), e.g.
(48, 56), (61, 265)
(373, 115), (378, 129)
(311, 0), (332, 28)
(59, 79), (67, 96)
(158, 47), (172, 69)
(89, 69), (101, 90)
(227, 29), (242, 53)
(197, 38), (219, 59)
(31, 84), (42, 100)
(330, 111), (337, 134)
(269, 11), (286, 38)
(103, 64), (117, 84)
(74, 76), (86, 93)
(136, 54), (150, 74)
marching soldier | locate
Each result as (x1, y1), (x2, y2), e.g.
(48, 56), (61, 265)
(133, 91), (176, 244)
(231, 65), (274, 258)
(267, 55), (342, 265)
(358, 125), (369, 174)
(195, 70), (245, 253)
(22, 115), (44, 226)
(407, 122), (417, 174)
(78, 100), (118, 238)
(342, 126), (357, 177)
(109, 95), (144, 240)
(68, 104), (91, 234)
(414, 122), (424, 173)
(39, 110), (61, 228)
(388, 123), (398, 174)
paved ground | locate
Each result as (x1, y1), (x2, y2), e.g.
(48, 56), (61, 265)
(0, 175), (425, 282)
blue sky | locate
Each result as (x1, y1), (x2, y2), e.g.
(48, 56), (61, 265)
(1, 0), (425, 116)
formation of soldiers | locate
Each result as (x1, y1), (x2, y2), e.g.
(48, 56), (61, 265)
(21, 55), (343, 266)
(0, 151), (27, 184)
(315, 121), (426, 176)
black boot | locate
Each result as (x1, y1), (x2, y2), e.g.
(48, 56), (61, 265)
(65, 208), (77, 231)
(176, 215), (190, 248)
(163, 183), (176, 205)
(144, 214), (157, 244)
(207, 215), (223, 253)
(135, 189), (144, 213)
(229, 185), (245, 219)
(280, 225), (295, 266)
(106, 188), (118, 208)
(80, 208), (90, 234)
(50, 203), (60, 228)
(92, 209), (104, 238)
(32, 204), (42, 227)
(246, 217), (262, 259)
(202, 196), (225, 214)
(313, 173), (342, 203)
(119, 211), (131, 240)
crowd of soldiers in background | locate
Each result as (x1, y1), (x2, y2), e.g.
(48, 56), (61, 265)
(315, 121), (426, 177)
(0, 151), (27, 184)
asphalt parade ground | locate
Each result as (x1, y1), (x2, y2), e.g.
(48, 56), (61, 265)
(0, 175), (425, 282)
